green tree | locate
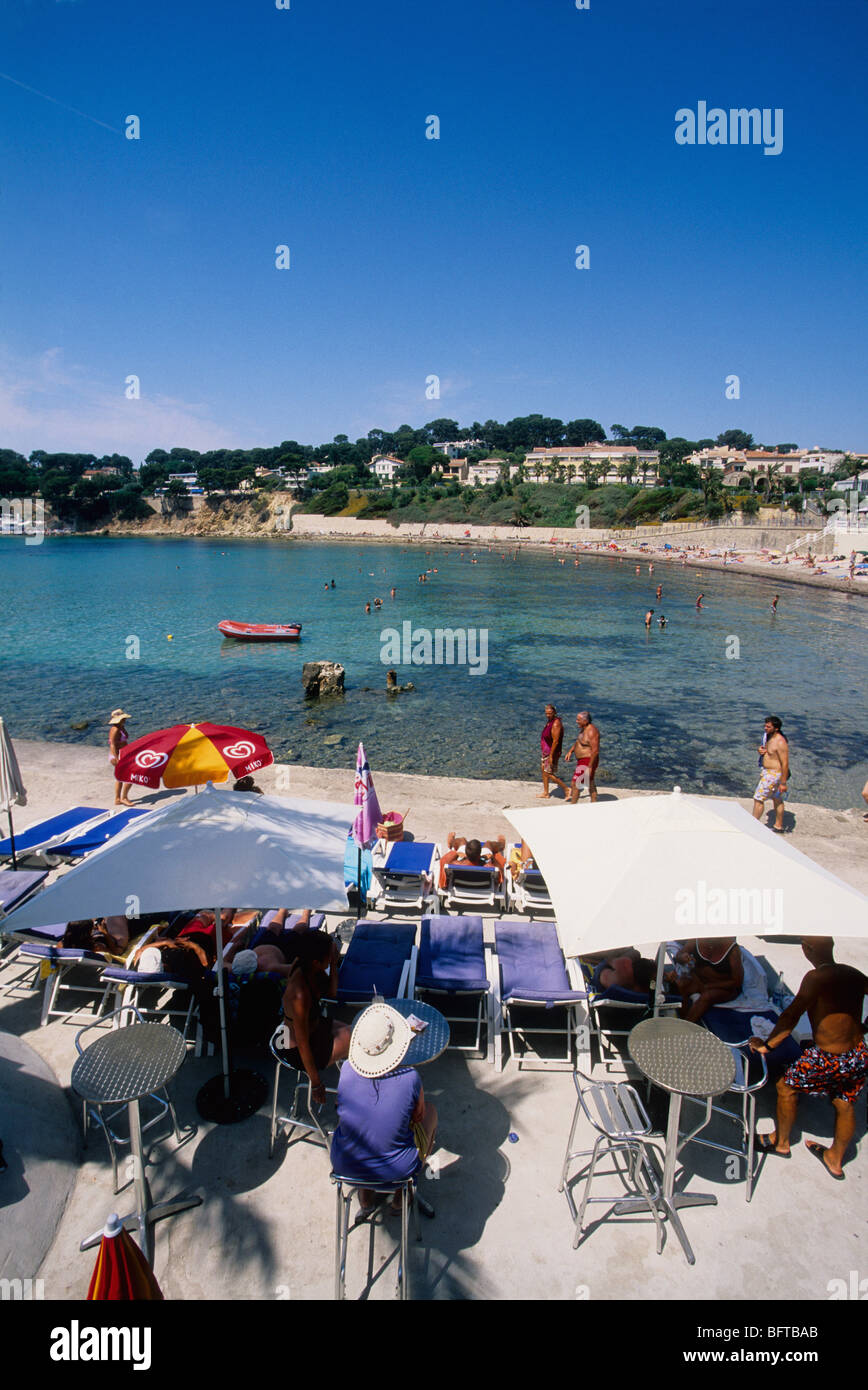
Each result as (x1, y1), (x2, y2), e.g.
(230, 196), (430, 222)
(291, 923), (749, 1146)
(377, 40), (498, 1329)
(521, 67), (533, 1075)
(716, 430), (754, 450)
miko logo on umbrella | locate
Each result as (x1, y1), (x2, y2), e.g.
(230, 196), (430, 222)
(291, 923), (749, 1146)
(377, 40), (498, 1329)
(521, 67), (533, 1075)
(135, 750), (168, 771)
(222, 740), (256, 761)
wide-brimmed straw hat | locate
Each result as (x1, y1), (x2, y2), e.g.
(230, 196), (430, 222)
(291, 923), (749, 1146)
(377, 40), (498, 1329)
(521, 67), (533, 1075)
(109, 708), (131, 725)
(348, 1002), (413, 1079)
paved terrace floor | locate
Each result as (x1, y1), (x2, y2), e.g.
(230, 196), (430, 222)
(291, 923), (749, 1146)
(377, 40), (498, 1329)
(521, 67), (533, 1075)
(1, 750), (866, 1301)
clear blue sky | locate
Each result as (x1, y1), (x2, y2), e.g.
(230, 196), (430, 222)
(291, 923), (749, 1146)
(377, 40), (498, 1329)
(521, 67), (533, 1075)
(1, 0), (866, 459)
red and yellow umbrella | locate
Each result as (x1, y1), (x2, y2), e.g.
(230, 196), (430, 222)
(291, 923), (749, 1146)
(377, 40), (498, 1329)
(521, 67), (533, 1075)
(87, 1215), (164, 1300)
(115, 722), (273, 790)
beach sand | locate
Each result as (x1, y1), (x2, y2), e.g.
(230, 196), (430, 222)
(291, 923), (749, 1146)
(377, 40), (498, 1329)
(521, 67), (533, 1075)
(14, 738), (868, 897)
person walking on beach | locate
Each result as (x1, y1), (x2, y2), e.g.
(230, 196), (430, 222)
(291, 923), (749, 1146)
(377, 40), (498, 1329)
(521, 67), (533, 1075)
(565, 711), (600, 803)
(538, 704), (567, 798)
(752, 715), (789, 832)
(752, 938), (868, 1178)
(108, 709), (134, 807)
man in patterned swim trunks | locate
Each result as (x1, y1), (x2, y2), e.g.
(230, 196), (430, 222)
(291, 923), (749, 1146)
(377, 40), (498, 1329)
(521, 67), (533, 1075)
(751, 938), (868, 1178)
(752, 715), (789, 832)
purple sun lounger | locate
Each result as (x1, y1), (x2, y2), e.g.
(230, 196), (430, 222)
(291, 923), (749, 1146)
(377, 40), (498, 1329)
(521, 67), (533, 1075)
(494, 920), (587, 1071)
(415, 914), (494, 1061)
(337, 920), (418, 1004)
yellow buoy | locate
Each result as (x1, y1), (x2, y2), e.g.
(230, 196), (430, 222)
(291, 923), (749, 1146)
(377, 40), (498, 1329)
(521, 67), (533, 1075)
(167, 634), (173, 641)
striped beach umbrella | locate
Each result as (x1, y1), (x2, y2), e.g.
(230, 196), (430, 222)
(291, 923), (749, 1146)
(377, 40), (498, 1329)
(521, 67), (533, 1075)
(86, 1213), (164, 1300)
(114, 722), (273, 791)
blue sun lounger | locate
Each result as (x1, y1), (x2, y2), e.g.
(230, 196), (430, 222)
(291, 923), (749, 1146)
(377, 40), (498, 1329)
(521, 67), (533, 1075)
(337, 919), (417, 1004)
(0, 806), (107, 864)
(415, 915), (494, 1061)
(371, 841), (439, 914)
(493, 920), (587, 1071)
(44, 806), (150, 860)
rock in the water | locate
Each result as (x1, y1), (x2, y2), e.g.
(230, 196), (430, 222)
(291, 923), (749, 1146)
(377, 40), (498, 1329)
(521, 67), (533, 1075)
(70, 721), (90, 731)
(302, 661), (345, 697)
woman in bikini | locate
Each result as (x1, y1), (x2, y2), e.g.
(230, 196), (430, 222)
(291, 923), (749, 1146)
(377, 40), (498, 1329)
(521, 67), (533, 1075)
(108, 708), (134, 807)
(281, 932), (350, 1107)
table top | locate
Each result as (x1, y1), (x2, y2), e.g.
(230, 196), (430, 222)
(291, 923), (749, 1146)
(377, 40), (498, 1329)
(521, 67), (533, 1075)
(386, 998), (450, 1066)
(71, 1022), (187, 1104)
(628, 1017), (735, 1098)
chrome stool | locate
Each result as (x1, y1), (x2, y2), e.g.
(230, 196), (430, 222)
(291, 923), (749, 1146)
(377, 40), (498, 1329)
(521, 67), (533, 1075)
(268, 1023), (339, 1157)
(559, 1070), (667, 1252)
(331, 1171), (426, 1300)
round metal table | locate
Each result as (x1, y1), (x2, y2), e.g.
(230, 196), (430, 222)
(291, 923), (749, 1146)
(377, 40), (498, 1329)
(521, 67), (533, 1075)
(72, 1023), (201, 1263)
(386, 998), (450, 1065)
(627, 1017), (735, 1265)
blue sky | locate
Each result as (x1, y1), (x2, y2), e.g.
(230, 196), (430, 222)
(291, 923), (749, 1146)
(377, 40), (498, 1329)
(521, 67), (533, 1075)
(1, 0), (866, 459)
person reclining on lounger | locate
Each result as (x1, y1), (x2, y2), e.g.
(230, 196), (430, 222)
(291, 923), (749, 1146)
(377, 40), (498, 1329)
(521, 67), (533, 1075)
(584, 947), (655, 995)
(666, 937), (743, 1022)
(439, 832), (506, 888)
(223, 910), (318, 977)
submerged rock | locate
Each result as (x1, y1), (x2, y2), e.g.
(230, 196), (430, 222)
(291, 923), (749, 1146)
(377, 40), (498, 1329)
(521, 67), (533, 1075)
(302, 660), (345, 697)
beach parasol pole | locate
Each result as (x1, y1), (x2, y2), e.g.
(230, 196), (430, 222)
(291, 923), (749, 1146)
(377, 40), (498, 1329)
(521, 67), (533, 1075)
(194, 901), (268, 1125)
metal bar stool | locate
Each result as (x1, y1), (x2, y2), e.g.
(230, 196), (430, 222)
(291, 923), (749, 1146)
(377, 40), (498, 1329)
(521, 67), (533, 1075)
(331, 1172), (423, 1300)
(683, 1037), (769, 1202)
(74, 1006), (183, 1194)
(268, 1023), (339, 1157)
(558, 1071), (667, 1252)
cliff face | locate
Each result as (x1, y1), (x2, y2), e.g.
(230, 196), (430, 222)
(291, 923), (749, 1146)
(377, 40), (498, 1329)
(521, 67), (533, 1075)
(77, 493), (297, 538)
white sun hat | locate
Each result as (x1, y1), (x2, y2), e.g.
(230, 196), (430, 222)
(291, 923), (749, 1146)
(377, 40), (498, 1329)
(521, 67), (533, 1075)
(348, 1002), (413, 1078)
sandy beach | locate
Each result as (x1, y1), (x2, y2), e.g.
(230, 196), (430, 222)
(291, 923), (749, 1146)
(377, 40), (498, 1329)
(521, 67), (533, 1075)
(13, 739), (868, 898)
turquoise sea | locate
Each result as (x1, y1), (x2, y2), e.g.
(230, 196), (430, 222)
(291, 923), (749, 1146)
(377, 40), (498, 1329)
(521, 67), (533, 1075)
(1, 536), (866, 808)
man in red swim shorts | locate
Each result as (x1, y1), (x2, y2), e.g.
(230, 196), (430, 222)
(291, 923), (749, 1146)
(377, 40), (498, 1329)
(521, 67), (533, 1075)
(564, 711), (600, 803)
(751, 938), (868, 1179)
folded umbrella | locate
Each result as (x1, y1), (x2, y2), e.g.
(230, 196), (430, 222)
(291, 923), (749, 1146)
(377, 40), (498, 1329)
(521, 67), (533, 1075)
(87, 1213), (164, 1300)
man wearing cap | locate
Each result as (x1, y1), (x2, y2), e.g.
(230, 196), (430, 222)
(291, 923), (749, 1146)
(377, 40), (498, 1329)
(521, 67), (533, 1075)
(108, 709), (134, 807)
(330, 1002), (438, 1211)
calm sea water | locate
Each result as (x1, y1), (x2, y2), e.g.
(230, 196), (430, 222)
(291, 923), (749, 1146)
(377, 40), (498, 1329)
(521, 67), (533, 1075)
(1, 536), (866, 808)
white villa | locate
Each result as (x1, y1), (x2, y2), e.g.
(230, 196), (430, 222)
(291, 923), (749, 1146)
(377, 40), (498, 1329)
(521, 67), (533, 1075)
(521, 445), (660, 486)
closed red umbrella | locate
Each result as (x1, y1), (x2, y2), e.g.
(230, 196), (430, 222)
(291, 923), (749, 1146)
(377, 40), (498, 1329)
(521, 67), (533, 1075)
(115, 722), (273, 791)
(86, 1214), (164, 1300)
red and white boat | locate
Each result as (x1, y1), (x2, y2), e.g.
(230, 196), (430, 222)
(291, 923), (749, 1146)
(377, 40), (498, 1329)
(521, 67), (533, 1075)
(218, 620), (302, 641)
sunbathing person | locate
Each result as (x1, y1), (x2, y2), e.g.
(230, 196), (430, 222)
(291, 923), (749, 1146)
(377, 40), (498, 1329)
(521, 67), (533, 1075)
(439, 833), (506, 888)
(281, 931), (350, 1107)
(668, 937), (743, 1022)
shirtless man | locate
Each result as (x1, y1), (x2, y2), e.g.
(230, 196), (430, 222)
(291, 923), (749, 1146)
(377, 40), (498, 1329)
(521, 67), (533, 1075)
(439, 834), (506, 888)
(644, 608), (654, 629)
(539, 703), (567, 797)
(564, 710), (600, 803)
(752, 714), (789, 832)
(752, 938), (868, 1178)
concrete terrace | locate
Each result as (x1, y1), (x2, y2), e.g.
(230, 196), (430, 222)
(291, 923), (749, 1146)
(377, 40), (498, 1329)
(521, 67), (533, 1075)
(1, 746), (866, 1301)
